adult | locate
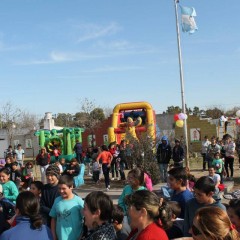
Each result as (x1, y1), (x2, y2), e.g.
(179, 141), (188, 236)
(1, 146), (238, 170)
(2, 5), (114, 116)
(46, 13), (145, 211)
(0, 191), (53, 240)
(96, 145), (113, 191)
(172, 139), (185, 167)
(14, 144), (25, 167)
(206, 136), (221, 168)
(201, 136), (211, 171)
(156, 136), (172, 182)
(126, 190), (169, 240)
(73, 140), (83, 164)
(224, 135), (236, 180)
(81, 191), (116, 240)
(36, 147), (50, 184)
(190, 206), (239, 240)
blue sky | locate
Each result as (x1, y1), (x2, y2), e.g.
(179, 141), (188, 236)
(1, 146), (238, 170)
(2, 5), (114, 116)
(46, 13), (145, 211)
(0, 0), (239, 118)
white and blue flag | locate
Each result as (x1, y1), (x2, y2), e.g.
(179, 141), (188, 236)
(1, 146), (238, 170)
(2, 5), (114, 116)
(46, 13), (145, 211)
(180, 6), (198, 34)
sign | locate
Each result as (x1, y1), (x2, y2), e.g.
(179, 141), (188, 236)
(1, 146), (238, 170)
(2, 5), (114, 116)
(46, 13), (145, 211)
(25, 139), (32, 149)
(103, 134), (108, 145)
(190, 128), (201, 142)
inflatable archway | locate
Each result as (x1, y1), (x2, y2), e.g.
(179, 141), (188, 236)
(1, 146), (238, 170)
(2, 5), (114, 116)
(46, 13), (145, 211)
(108, 101), (156, 144)
(34, 127), (84, 162)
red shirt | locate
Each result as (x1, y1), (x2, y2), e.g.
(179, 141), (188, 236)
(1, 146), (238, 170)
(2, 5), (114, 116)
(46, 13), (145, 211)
(127, 222), (169, 240)
(96, 151), (112, 164)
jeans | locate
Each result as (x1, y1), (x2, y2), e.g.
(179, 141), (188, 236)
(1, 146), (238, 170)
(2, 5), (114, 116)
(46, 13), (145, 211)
(159, 163), (168, 182)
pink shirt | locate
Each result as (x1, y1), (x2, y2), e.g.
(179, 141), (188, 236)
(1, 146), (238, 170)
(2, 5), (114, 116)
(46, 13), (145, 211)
(144, 173), (153, 191)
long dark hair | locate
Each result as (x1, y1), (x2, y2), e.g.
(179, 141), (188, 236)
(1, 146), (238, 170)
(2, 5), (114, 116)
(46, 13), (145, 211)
(16, 191), (43, 229)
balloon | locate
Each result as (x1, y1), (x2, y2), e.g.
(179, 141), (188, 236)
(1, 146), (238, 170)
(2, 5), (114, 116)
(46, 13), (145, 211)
(174, 114), (180, 121)
(236, 110), (240, 117)
(184, 114), (188, 120)
(236, 119), (240, 125)
(176, 120), (184, 127)
(178, 113), (185, 120)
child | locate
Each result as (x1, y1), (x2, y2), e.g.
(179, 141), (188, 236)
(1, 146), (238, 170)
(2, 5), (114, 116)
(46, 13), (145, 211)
(0, 168), (19, 204)
(10, 162), (22, 189)
(55, 161), (63, 174)
(168, 167), (193, 219)
(22, 161), (34, 190)
(59, 158), (67, 172)
(0, 184), (16, 232)
(4, 157), (12, 172)
(40, 164), (60, 227)
(118, 168), (146, 223)
(92, 157), (100, 184)
(30, 181), (44, 200)
(165, 201), (184, 239)
(227, 199), (240, 233)
(49, 175), (84, 240)
(212, 151), (225, 183)
(112, 205), (130, 240)
(183, 176), (226, 237)
(63, 158), (80, 177)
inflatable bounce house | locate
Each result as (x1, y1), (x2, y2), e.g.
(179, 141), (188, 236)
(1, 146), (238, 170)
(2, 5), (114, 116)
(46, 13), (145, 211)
(108, 101), (156, 144)
(34, 127), (84, 162)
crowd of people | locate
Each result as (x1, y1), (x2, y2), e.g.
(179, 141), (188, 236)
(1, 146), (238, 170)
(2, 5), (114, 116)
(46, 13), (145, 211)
(0, 134), (240, 240)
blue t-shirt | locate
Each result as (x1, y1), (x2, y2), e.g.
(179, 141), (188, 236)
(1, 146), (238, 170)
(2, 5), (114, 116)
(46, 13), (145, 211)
(171, 189), (193, 218)
(49, 195), (84, 240)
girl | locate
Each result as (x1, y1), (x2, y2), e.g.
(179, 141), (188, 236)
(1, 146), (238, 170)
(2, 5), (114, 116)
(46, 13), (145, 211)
(227, 199), (240, 233)
(22, 161), (34, 190)
(190, 206), (239, 240)
(63, 158), (80, 177)
(118, 168), (146, 218)
(0, 191), (53, 240)
(30, 181), (44, 200)
(0, 168), (19, 204)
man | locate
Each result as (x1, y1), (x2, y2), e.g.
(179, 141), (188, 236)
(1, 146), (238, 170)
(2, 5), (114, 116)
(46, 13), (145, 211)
(156, 136), (172, 182)
(73, 140), (83, 164)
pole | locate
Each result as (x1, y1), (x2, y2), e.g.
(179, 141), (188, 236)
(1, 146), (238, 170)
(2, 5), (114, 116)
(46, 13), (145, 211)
(174, 0), (189, 168)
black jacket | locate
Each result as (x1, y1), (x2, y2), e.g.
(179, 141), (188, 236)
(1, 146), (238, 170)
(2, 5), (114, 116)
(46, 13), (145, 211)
(156, 144), (172, 164)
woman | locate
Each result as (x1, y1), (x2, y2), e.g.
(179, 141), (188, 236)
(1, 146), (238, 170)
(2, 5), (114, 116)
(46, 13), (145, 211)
(190, 206), (239, 240)
(0, 191), (53, 240)
(81, 191), (116, 240)
(36, 147), (50, 184)
(126, 190), (169, 240)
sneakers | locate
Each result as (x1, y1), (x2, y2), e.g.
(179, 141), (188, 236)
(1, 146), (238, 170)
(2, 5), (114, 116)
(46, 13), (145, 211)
(111, 178), (115, 181)
(106, 187), (110, 191)
(108, 185), (110, 189)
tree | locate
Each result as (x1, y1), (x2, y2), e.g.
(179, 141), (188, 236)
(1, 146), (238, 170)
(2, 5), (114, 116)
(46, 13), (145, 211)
(18, 111), (39, 130)
(54, 113), (74, 127)
(205, 107), (223, 119)
(166, 106), (182, 114)
(0, 101), (21, 144)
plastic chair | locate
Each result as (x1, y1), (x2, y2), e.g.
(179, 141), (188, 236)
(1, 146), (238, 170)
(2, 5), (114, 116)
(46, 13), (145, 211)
(74, 164), (85, 187)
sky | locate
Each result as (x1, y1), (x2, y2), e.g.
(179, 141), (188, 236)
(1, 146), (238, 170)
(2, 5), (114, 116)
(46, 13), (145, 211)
(0, 0), (240, 118)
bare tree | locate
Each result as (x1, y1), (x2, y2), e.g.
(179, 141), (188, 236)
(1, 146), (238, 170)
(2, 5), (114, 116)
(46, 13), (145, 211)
(18, 111), (40, 130)
(0, 101), (21, 144)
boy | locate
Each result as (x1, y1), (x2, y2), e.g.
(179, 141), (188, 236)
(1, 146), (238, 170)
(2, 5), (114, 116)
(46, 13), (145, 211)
(49, 175), (84, 240)
(168, 167), (193, 219)
(10, 162), (22, 189)
(112, 205), (130, 240)
(40, 164), (61, 227)
(183, 176), (226, 237)
(13, 144), (25, 167)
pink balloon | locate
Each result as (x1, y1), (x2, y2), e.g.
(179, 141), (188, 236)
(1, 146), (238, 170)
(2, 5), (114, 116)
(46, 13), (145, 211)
(178, 113), (185, 120)
(174, 114), (179, 121)
(236, 119), (240, 125)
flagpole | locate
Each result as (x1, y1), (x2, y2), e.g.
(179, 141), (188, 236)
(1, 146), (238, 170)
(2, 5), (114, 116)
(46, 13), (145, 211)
(174, 0), (189, 168)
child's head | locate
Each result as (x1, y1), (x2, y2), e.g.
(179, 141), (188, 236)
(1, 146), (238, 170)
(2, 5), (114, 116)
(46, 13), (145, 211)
(168, 201), (181, 220)
(194, 176), (215, 204)
(30, 181), (44, 198)
(227, 199), (240, 231)
(46, 165), (60, 186)
(127, 168), (144, 189)
(5, 157), (11, 164)
(60, 158), (65, 165)
(208, 166), (216, 176)
(112, 205), (124, 231)
(168, 167), (188, 190)
(26, 161), (33, 169)
(58, 175), (74, 199)
(214, 152), (220, 159)
(70, 158), (78, 166)
(11, 162), (18, 170)
(0, 168), (11, 183)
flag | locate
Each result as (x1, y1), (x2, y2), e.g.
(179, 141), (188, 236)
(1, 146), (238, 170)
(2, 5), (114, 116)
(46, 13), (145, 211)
(180, 6), (198, 34)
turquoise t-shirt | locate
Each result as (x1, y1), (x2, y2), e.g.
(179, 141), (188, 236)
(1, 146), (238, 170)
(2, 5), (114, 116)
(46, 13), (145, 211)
(212, 158), (224, 173)
(1, 181), (19, 204)
(49, 195), (84, 240)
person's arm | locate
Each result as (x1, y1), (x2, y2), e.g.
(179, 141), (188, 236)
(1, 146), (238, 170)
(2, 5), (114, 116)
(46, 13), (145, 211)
(51, 218), (58, 240)
(22, 150), (25, 161)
